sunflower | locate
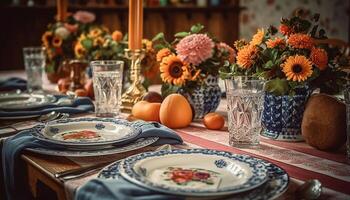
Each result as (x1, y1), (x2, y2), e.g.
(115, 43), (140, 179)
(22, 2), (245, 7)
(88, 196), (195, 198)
(250, 29), (265, 46)
(287, 33), (314, 49)
(310, 47), (328, 71)
(52, 36), (63, 48)
(74, 43), (86, 59)
(236, 45), (258, 69)
(41, 31), (53, 47)
(93, 37), (105, 47)
(234, 39), (249, 50)
(266, 37), (285, 49)
(160, 55), (190, 86)
(282, 55), (313, 82)
(156, 48), (172, 62)
(143, 39), (153, 52)
(279, 24), (293, 36)
(88, 28), (102, 38)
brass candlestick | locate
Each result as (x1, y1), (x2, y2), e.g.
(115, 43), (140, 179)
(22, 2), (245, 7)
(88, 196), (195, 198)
(121, 49), (147, 113)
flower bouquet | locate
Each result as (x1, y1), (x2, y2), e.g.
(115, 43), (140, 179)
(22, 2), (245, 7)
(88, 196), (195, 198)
(220, 10), (347, 141)
(41, 11), (96, 83)
(153, 24), (235, 118)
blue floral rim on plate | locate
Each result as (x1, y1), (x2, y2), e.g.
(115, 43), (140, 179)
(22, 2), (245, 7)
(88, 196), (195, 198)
(120, 149), (269, 196)
(31, 117), (142, 147)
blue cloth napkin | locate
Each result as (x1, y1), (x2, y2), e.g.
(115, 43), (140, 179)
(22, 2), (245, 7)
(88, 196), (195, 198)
(76, 179), (184, 200)
(2, 121), (183, 200)
(0, 77), (27, 91)
(0, 96), (94, 118)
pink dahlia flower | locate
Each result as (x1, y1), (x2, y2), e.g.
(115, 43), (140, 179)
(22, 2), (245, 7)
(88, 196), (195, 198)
(73, 11), (95, 24)
(176, 34), (214, 66)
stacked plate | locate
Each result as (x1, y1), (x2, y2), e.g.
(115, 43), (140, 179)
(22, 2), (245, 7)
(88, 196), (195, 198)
(98, 149), (289, 199)
(28, 118), (158, 157)
(0, 92), (57, 119)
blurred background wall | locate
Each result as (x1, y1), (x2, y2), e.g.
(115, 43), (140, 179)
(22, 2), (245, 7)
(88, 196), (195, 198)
(0, 0), (349, 71)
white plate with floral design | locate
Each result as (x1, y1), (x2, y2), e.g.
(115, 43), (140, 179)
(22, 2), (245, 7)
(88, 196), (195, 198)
(31, 118), (141, 148)
(119, 149), (268, 197)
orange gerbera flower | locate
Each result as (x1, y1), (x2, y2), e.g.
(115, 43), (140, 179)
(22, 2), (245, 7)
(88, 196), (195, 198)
(250, 29), (265, 46)
(279, 24), (293, 36)
(52, 36), (63, 48)
(160, 55), (190, 86)
(236, 45), (258, 69)
(112, 30), (123, 42)
(266, 37), (286, 48)
(310, 47), (328, 71)
(287, 33), (314, 49)
(282, 55), (313, 82)
(156, 48), (172, 62)
(42, 31), (53, 47)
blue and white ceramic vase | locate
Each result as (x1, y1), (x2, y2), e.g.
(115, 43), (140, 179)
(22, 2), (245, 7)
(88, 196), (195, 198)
(179, 75), (221, 119)
(261, 87), (312, 142)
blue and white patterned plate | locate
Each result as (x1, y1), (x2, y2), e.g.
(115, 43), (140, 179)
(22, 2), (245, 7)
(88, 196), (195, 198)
(31, 118), (141, 148)
(26, 137), (158, 157)
(118, 149), (268, 197)
(98, 157), (288, 200)
(0, 92), (56, 110)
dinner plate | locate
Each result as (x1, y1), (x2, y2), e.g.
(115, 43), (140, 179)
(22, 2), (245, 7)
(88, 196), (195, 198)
(98, 158), (288, 200)
(119, 149), (268, 197)
(31, 118), (142, 148)
(26, 137), (158, 157)
(0, 92), (56, 110)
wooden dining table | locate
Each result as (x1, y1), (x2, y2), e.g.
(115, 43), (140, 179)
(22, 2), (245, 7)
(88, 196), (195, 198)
(1, 70), (350, 200)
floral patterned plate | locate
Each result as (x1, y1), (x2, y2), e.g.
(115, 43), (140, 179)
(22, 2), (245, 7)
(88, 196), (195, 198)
(0, 92), (56, 110)
(98, 157), (288, 200)
(26, 137), (158, 157)
(31, 118), (141, 148)
(119, 149), (268, 197)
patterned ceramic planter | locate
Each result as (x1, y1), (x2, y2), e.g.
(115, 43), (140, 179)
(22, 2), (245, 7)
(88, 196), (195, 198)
(261, 87), (312, 142)
(179, 75), (221, 119)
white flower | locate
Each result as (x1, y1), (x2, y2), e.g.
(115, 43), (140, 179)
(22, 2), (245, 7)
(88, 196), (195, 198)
(55, 27), (70, 40)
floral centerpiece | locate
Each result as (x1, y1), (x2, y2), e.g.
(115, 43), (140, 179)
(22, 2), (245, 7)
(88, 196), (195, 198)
(220, 10), (347, 141)
(74, 27), (127, 61)
(41, 11), (96, 83)
(153, 24), (235, 118)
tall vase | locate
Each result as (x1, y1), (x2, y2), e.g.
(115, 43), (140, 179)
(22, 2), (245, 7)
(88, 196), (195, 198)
(179, 75), (221, 119)
(261, 87), (312, 141)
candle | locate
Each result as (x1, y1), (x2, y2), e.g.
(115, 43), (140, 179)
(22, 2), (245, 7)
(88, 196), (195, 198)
(128, 0), (143, 50)
(57, 0), (68, 21)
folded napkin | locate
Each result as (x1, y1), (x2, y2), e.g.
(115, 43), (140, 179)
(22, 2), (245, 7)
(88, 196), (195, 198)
(0, 77), (27, 92)
(0, 96), (94, 118)
(76, 179), (184, 200)
(2, 121), (183, 200)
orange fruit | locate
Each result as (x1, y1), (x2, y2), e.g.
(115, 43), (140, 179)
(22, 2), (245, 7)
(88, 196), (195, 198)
(203, 113), (225, 130)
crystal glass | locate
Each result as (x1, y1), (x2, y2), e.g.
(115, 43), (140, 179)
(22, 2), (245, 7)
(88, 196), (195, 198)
(91, 60), (124, 117)
(344, 86), (350, 160)
(23, 47), (45, 92)
(225, 77), (265, 147)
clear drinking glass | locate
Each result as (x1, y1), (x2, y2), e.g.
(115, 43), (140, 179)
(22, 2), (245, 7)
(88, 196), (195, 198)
(23, 47), (45, 92)
(225, 77), (265, 147)
(344, 86), (350, 160)
(91, 60), (124, 117)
